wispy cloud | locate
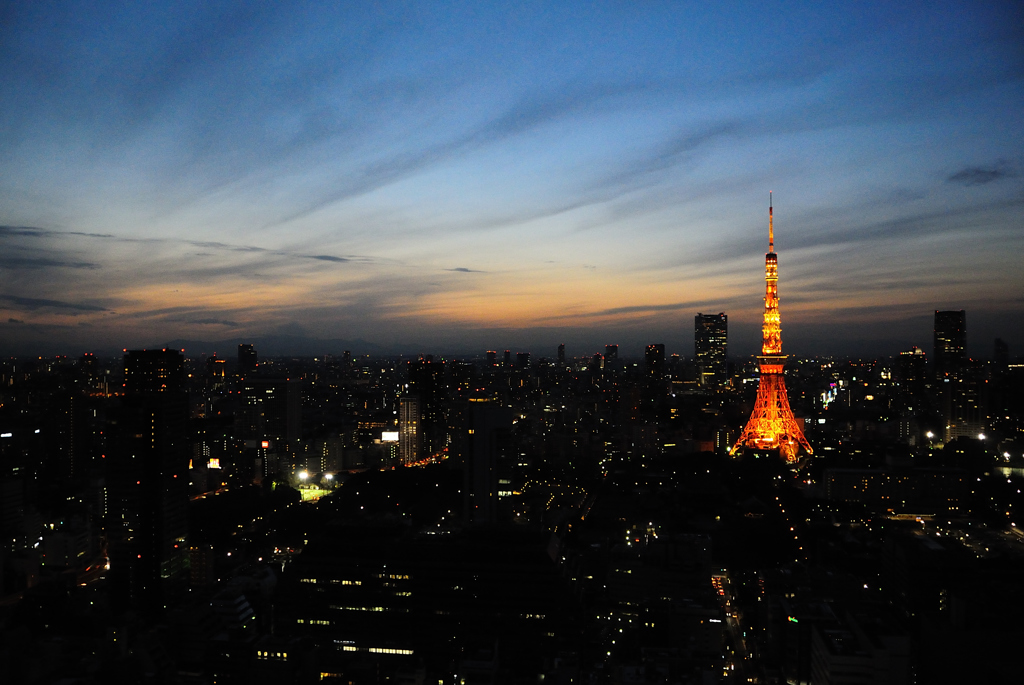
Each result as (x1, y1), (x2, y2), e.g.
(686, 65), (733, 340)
(186, 240), (269, 253)
(173, 317), (240, 327)
(268, 81), (651, 226)
(947, 161), (1017, 186)
(445, 267), (484, 273)
(0, 295), (108, 312)
(0, 256), (99, 269)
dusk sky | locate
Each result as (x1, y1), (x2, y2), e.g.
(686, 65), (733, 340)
(2, 1), (1022, 359)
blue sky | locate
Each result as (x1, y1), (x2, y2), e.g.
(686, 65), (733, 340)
(1, 1), (1021, 358)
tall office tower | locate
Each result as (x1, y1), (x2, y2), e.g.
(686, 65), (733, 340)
(109, 349), (190, 615)
(605, 344), (618, 361)
(399, 397), (421, 465)
(994, 338), (1009, 367)
(933, 311), (965, 380)
(732, 195), (813, 462)
(124, 347), (185, 393)
(504, 349), (511, 368)
(645, 344), (666, 377)
(239, 377), (302, 444)
(486, 350), (497, 367)
(516, 352), (531, 370)
(461, 404), (513, 525)
(407, 357), (447, 456)
(557, 343), (565, 365)
(695, 313), (728, 388)
(206, 354), (227, 389)
(79, 351), (107, 394)
(897, 347), (928, 400)
(898, 347), (927, 381)
(238, 343), (258, 377)
(944, 372), (986, 442)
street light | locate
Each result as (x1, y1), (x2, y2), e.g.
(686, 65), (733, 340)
(298, 471), (308, 481)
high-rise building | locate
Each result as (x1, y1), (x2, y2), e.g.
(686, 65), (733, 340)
(124, 347), (184, 394)
(486, 350), (497, 367)
(206, 354), (227, 389)
(407, 357), (447, 456)
(239, 377), (302, 444)
(933, 311), (965, 380)
(605, 344), (618, 361)
(994, 338), (1009, 367)
(109, 349), (190, 615)
(557, 343), (565, 365)
(399, 397), (421, 465)
(516, 352), (531, 370)
(645, 344), (665, 378)
(238, 343), (258, 377)
(943, 372), (986, 442)
(732, 195), (813, 462)
(897, 346), (928, 400)
(461, 405), (513, 525)
(695, 313), (728, 388)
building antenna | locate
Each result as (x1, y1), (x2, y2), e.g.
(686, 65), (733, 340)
(769, 191), (774, 253)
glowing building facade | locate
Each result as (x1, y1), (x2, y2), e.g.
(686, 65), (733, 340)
(695, 313), (728, 388)
(399, 397), (421, 465)
(732, 195), (813, 462)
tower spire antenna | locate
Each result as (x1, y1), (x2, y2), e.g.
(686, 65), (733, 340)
(769, 191), (774, 252)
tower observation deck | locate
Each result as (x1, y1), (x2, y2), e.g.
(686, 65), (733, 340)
(731, 194), (813, 462)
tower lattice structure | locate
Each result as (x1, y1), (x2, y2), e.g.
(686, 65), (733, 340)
(731, 194), (813, 462)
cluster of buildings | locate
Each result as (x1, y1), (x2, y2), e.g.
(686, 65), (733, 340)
(0, 218), (1021, 683)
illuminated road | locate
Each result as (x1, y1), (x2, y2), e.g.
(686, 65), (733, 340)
(716, 572), (756, 683)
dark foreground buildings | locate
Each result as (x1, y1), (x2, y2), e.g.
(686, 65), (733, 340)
(1, 326), (1022, 683)
(108, 349), (191, 616)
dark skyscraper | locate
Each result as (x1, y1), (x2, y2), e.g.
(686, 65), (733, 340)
(408, 357), (447, 456)
(557, 343), (565, 365)
(645, 344), (665, 378)
(238, 343), (258, 376)
(934, 310), (966, 379)
(695, 313), (728, 389)
(110, 349), (190, 615)
(206, 354), (227, 389)
(605, 344), (618, 361)
(994, 338), (1008, 367)
(124, 348), (184, 394)
(240, 377), (302, 444)
(461, 404), (513, 526)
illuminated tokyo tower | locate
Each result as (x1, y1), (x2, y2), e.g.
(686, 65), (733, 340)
(731, 193), (813, 462)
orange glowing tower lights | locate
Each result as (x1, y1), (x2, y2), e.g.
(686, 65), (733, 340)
(731, 193), (813, 462)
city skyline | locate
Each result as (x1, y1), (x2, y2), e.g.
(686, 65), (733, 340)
(2, 2), (1022, 358)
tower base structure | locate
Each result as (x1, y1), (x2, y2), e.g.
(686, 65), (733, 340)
(731, 355), (813, 463)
